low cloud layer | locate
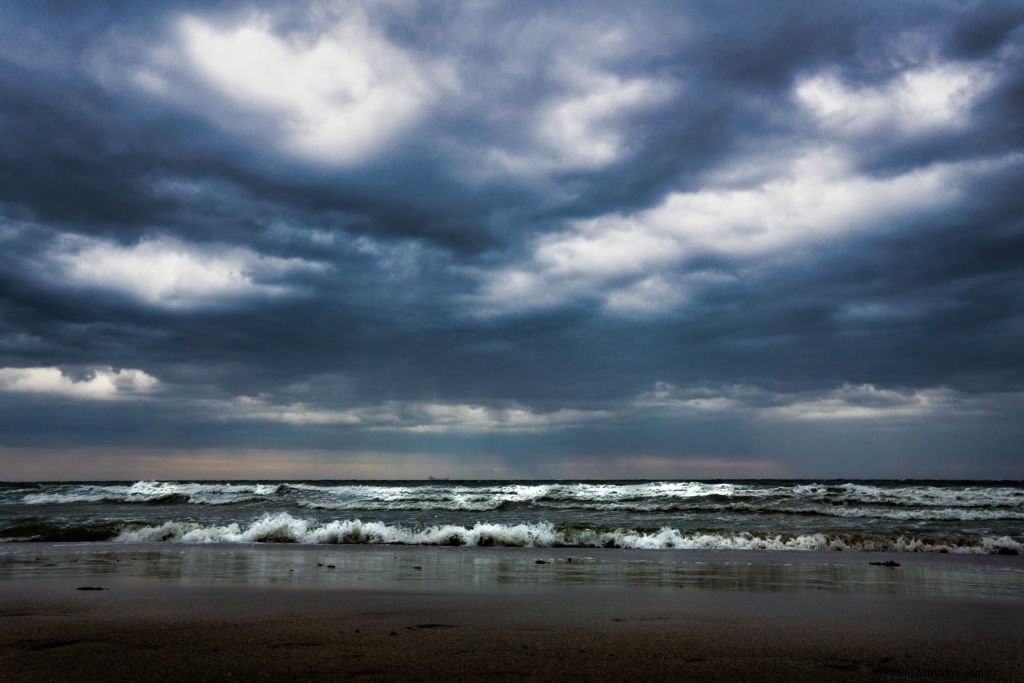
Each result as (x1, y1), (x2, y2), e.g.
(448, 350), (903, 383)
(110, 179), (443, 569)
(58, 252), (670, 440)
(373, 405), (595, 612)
(45, 235), (325, 309)
(1, 1), (1022, 478)
(0, 367), (158, 400)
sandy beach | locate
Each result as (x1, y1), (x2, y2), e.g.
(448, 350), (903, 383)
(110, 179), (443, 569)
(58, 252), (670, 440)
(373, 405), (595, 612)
(2, 544), (1022, 681)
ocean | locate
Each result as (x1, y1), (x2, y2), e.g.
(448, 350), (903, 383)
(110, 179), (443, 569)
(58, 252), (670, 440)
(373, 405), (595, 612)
(2, 479), (1022, 554)
(4, 480), (1023, 680)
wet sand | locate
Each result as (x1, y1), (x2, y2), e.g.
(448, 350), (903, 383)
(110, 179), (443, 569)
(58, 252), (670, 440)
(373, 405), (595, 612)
(1, 545), (1022, 681)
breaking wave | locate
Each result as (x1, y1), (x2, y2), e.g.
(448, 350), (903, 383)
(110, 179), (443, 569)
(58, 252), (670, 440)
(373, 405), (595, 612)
(18, 480), (1024, 522)
(92, 513), (1024, 554)
(21, 481), (281, 506)
(8, 480), (1022, 554)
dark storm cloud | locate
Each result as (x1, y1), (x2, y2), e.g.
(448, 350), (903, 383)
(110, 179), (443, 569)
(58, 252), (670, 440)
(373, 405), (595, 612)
(0, 0), (1022, 477)
(948, 1), (1024, 57)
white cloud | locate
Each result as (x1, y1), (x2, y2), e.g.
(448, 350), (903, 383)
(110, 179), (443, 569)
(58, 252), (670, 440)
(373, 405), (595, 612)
(795, 62), (991, 136)
(475, 149), (985, 315)
(115, 6), (675, 175)
(540, 150), (949, 271)
(217, 396), (363, 426)
(457, 10), (680, 179)
(127, 10), (446, 166)
(537, 69), (677, 170)
(635, 381), (1022, 422)
(212, 395), (610, 433)
(215, 382), (1020, 431)
(0, 367), (158, 400)
(392, 402), (609, 434)
(487, 66), (677, 176)
(760, 384), (959, 421)
(263, 221), (339, 249)
(634, 382), (756, 415)
(45, 235), (323, 309)
(603, 275), (690, 316)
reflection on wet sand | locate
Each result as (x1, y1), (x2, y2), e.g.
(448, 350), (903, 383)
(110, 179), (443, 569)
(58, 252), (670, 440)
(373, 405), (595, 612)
(2, 543), (1021, 599)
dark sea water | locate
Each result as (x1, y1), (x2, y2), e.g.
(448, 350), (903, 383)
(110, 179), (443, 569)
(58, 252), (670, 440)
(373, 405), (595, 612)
(1, 480), (1022, 554)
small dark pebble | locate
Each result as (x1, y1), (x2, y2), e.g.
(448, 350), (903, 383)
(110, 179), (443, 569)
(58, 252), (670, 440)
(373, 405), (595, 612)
(76, 586), (107, 591)
(326, 564), (336, 569)
(413, 566), (422, 570)
(869, 561), (900, 568)
(317, 562), (323, 567)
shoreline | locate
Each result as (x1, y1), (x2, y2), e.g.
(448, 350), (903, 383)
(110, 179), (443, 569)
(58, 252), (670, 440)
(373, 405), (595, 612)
(2, 544), (1023, 680)
(3, 542), (1022, 596)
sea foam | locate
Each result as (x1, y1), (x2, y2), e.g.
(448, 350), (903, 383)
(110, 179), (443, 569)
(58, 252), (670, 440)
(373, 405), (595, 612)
(109, 513), (1024, 554)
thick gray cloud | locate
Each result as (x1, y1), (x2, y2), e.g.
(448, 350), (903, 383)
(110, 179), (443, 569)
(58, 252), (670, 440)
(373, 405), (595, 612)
(1, 0), (1022, 479)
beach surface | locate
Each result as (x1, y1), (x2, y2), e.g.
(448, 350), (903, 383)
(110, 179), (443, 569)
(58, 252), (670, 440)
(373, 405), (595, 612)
(2, 544), (1022, 681)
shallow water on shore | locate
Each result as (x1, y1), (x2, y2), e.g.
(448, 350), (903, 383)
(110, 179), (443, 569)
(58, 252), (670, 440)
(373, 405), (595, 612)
(2, 543), (1022, 599)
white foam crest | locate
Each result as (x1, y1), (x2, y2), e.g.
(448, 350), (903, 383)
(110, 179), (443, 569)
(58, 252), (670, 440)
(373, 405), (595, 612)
(818, 505), (1024, 521)
(296, 500), (503, 512)
(583, 529), (1022, 553)
(295, 492), (510, 512)
(114, 515), (303, 543)
(831, 483), (1023, 509)
(442, 484), (555, 510)
(307, 519), (564, 546)
(109, 514), (1024, 554)
(22, 483), (132, 505)
(288, 484), (444, 502)
(291, 483), (556, 512)
(791, 483), (831, 496)
(23, 481), (282, 505)
(137, 480), (282, 504)
(445, 494), (503, 511)
(499, 484), (554, 500)
(654, 481), (738, 498)
(22, 492), (111, 505)
(129, 480), (279, 495)
(112, 514), (565, 546)
(979, 535), (1024, 555)
(297, 500), (380, 511)
(574, 528), (817, 551)
(585, 482), (737, 500)
(508, 481), (732, 507)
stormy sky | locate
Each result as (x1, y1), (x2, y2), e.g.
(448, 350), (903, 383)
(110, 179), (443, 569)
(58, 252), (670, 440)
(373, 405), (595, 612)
(1, 1), (1022, 480)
